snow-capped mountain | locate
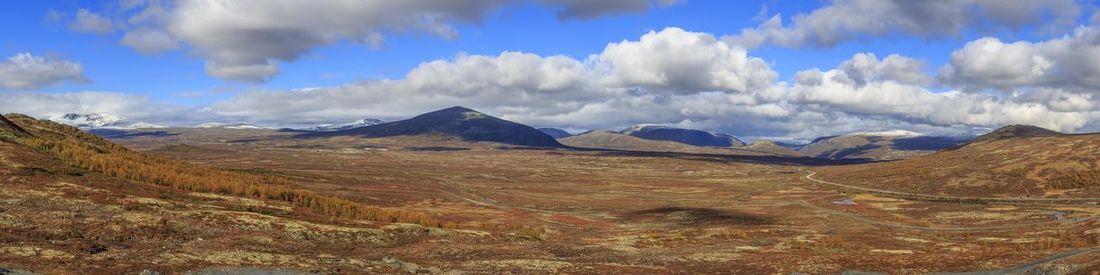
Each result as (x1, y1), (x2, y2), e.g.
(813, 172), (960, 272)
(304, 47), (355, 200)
(295, 118), (384, 132)
(51, 113), (165, 129)
(196, 122), (269, 129)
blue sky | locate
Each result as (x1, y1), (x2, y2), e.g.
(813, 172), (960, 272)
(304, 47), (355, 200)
(2, 1), (1099, 140)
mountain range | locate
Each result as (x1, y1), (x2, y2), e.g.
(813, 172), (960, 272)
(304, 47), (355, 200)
(51, 113), (165, 129)
(65, 107), (977, 160)
(798, 131), (969, 160)
(293, 118), (385, 132)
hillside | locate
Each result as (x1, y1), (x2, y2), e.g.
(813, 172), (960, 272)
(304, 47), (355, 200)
(743, 140), (800, 156)
(954, 124), (1063, 147)
(816, 125), (1100, 197)
(800, 132), (966, 161)
(305, 106), (562, 147)
(0, 114), (477, 272)
(559, 130), (768, 155)
(0, 114), (443, 226)
(622, 125), (745, 147)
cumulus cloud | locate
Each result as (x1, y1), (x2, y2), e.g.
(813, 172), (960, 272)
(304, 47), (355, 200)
(98, 0), (677, 82)
(833, 53), (930, 87)
(207, 28), (779, 123)
(0, 53), (89, 90)
(725, 0), (1082, 49)
(27, 15), (1100, 139)
(182, 31), (1100, 139)
(939, 26), (1100, 92)
(70, 9), (114, 34)
(597, 28), (776, 93)
(792, 53), (1097, 132)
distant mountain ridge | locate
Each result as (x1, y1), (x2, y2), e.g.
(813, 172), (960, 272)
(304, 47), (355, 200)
(303, 106), (563, 147)
(620, 125), (745, 147)
(293, 118), (385, 132)
(799, 130), (969, 160)
(51, 113), (165, 129)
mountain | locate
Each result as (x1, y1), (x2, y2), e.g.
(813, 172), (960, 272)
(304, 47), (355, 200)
(818, 125), (1100, 197)
(293, 118), (385, 132)
(960, 124), (1063, 146)
(560, 130), (706, 152)
(50, 113), (165, 129)
(304, 106), (562, 147)
(743, 140), (800, 156)
(559, 130), (771, 155)
(538, 128), (573, 138)
(196, 122), (269, 129)
(800, 130), (968, 161)
(620, 125), (745, 147)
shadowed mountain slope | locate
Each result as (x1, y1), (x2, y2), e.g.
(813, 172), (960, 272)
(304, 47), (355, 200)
(303, 106), (563, 147)
(622, 125), (745, 147)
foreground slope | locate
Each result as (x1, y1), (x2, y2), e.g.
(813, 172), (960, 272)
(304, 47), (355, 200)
(305, 106), (562, 147)
(817, 125), (1100, 197)
(0, 114), (465, 273)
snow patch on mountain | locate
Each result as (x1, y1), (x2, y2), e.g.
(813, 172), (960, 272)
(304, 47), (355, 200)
(297, 118), (384, 132)
(51, 113), (165, 129)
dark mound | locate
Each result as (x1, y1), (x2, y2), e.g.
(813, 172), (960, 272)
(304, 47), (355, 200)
(626, 207), (773, 227)
(303, 106), (563, 147)
(538, 128), (573, 139)
(625, 126), (745, 147)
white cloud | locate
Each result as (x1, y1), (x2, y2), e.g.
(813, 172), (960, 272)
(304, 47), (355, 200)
(725, 0), (1082, 49)
(939, 26), (1100, 92)
(192, 32), (1100, 138)
(99, 0), (678, 82)
(207, 28), (781, 126)
(596, 28), (776, 93)
(792, 53), (1097, 132)
(0, 53), (89, 90)
(70, 9), (114, 34)
(834, 53), (930, 87)
(121, 28), (181, 54)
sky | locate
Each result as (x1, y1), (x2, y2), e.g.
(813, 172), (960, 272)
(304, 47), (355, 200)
(1, 0), (1100, 141)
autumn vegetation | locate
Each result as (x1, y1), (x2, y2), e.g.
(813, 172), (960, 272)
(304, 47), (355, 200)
(1, 115), (449, 228)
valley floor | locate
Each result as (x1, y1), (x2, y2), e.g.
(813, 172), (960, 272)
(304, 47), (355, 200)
(3, 129), (1100, 273)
